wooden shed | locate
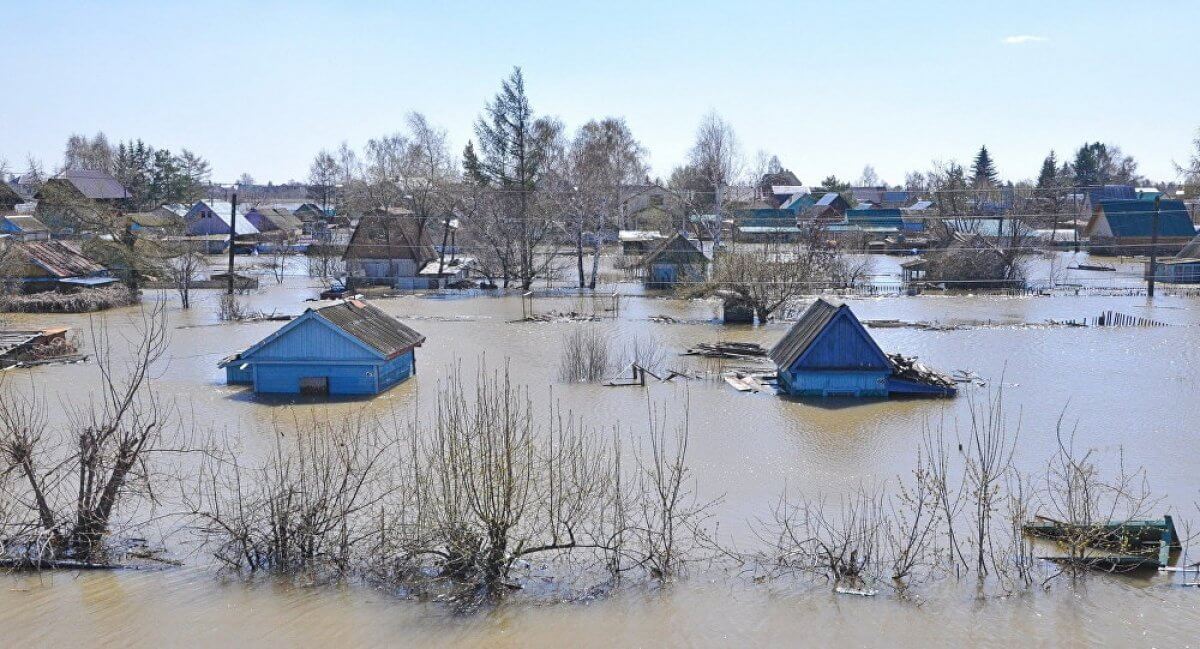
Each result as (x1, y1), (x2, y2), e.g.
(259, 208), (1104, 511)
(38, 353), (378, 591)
(219, 300), (425, 396)
(641, 233), (708, 289)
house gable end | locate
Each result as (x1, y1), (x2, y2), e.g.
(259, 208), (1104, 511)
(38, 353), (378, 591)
(792, 309), (891, 371)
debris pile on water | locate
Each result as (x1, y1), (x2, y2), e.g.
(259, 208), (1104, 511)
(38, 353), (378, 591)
(515, 310), (602, 323)
(887, 353), (957, 390)
(683, 341), (768, 360)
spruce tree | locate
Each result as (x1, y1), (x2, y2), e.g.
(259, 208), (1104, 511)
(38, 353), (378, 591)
(1036, 150), (1058, 188)
(1073, 142), (1103, 187)
(970, 145), (998, 187)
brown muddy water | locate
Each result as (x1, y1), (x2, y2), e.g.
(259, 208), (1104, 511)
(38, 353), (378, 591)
(2, 253), (1199, 647)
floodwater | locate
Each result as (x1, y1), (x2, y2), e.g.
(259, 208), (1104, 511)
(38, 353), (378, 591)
(2, 252), (1199, 647)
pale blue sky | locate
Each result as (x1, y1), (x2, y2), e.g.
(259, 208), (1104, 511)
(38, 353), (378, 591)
(3, 0), (1197, 184)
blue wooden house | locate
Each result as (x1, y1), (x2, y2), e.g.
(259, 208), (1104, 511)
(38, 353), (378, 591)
(219, 300), (425, 396)
(769, 299), (955, 398)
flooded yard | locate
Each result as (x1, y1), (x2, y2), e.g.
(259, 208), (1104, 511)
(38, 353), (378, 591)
(2, 254), (1199, 647)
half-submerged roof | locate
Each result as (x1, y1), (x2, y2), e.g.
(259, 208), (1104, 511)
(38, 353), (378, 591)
(314, 299), (425, 358)
(768, 298), (889, 370)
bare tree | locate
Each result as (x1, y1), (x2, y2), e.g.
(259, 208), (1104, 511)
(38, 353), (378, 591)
(0, 302), (169, 565)
(686, 112), (742, 248)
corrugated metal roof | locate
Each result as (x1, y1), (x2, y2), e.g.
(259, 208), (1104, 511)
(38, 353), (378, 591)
(53, 168), (128, 200)
(846, 208), (904, 229)
(1096, 199), (1195, 238)
(769, 298), (841, 368)
(15, 240), (106, 278)
(314, 300), (425, 359)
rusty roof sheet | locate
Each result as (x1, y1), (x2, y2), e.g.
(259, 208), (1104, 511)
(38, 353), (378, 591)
(314, 299), (425, 358)
(16, 239), (106, 278)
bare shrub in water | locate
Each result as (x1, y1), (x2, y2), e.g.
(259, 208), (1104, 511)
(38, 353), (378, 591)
(558, 326), (614, 382)
(185, 412), (398, 576)
(217, 294), (247, 321)
(0, 302), (170, 566)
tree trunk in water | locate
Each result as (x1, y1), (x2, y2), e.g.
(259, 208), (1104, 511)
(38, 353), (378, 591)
(576, 229), (586, 288)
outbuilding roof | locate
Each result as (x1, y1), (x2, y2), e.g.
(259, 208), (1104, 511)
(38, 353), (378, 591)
(344, 210), (437, 263)
(314, 300), (425, 358)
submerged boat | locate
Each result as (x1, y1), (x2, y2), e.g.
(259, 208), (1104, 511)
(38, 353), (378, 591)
(1024, 515), (1181, 569)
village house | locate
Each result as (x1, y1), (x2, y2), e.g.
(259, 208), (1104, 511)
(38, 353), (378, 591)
(0, 239), (114, 293)
(127, 206), (187, 236)
(803, 192), (851, 221)
(293, 202), (327, 222)
(183, 200), (259, 252)
(244, 206), (303, 237)
(769, 298), (956, 398)
(34, 168), (128, 232)
(641, 232), (708, 289)
(1084, 198), (1195, 255)
(343, 209), (438, 289)
(0, 215), (51, 241)
(219, 299), (425, 397)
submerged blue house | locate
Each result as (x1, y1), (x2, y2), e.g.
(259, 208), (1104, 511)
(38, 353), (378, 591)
(769, 299), (955, 398)
(219, 300), (425, 396)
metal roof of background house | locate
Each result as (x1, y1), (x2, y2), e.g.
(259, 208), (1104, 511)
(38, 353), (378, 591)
(189, 201), (260, 235)
(1093, 199), (1195, 238)
(49, 168), (128, 200)
(314, 300), (425, 358)
(815, 193), (844, 207)
(14, 239), (106, 277)
(1086, 185), (1137, 204)
(846, 208), (904, 229)
(1, 214), (49, 232)
(250, 206), (303, 231)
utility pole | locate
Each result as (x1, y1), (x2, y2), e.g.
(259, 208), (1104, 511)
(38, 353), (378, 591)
(1147, 194), (1160, 298)
(227, 189), (238, 295)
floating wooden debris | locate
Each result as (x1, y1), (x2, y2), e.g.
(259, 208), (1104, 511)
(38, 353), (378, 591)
(722, 370), (776, 394)
(1091, 311), (1168, 327)
(683, 341), (769, 360)
(515, 310), (602, 323)
(648, 314), (681, 324)
(887, 353), (957, 391)
(1070, 264), (1117, 272)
